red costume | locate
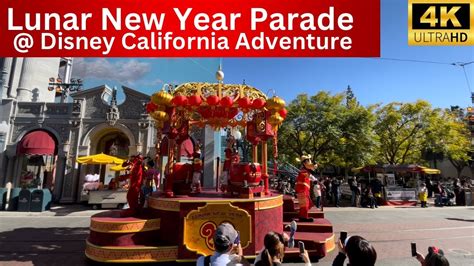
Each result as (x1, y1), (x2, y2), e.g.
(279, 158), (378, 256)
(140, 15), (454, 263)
(120, 155), (144, 217)
(295, 155), (317, 222)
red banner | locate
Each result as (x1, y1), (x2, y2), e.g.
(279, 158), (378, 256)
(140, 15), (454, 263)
(0, 0), (380, 57)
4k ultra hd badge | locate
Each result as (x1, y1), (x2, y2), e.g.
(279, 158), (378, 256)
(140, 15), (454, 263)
(408, 0), (473, 45)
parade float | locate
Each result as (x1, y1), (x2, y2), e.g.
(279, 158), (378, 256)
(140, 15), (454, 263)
(85, 70), (335, 263)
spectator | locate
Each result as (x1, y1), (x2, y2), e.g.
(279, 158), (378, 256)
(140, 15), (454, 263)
(366, 187), (377, 209)
(332, 235), (377, 266)
(419, 183), (428, 208)
(453, 178), (465, 206)
(355, 183), (362, 208)
(313, 181), (323, 209)
(324, 177), (332, 204)
(350, 178), (358, 207)
(331, 177), (342, 207)
(371, 179), (383, 207)
(255, 231), (311, 266)
(415, 246), (450, 266)
(426, 177), (433, 198)
(196, 223), (244, 266)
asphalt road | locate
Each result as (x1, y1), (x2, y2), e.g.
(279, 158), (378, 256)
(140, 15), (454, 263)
(0, 205), (473, 266)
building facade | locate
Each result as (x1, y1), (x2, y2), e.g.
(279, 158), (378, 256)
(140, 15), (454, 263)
(0, 58), (222, 203)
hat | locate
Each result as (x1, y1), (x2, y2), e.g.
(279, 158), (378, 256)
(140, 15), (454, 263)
(214, 223), (238, 247)
(296, 154), (312, 163)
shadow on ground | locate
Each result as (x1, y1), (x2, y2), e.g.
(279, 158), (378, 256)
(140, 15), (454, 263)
(48, 203), (95, 217)
(0, 227), (90, 266)
(446, 217), (474, 222)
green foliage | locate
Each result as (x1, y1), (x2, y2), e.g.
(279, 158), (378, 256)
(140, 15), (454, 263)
(373, 100), (436, 164)
(278, 91), (376, 172)
(277, 91), (471, 176)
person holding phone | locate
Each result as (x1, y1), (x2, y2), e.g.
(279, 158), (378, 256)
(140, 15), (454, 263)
(255, 232), (311, 266)
(332, 234), (377, 266)
(196, 223), (246, 266)
(414, 245), (450, 266)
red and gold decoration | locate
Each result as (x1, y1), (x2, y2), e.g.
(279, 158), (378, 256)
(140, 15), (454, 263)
(183, 203), (252, 256)
(145, 68), (287, 198)
(85, 69), (335, 264)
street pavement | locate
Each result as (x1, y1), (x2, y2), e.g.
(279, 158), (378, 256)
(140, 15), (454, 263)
(0, 204), (473, 265)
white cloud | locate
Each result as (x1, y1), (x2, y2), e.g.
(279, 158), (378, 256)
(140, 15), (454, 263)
(72, 58), (151, 85)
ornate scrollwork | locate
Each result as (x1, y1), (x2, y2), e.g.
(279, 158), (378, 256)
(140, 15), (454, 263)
(174, 82), (268, 100)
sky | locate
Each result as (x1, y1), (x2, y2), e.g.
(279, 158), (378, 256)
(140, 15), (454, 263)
(75, 0), (473, 108)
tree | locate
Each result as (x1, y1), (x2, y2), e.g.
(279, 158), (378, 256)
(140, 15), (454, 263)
(428, 109), (471, 178)
(278, 91), (376, 175)
(373, 100), (438, 165)
(335, 92), (377, 176)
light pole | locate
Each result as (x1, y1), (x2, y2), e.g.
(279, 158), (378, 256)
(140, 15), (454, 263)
(48, 77), (83, 103)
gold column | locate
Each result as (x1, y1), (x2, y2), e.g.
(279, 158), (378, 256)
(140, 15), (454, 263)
(261, 141), (269, 195)
(252, 144), (258, 163)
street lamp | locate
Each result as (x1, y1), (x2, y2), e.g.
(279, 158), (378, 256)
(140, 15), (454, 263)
(48, 77), (83, 103)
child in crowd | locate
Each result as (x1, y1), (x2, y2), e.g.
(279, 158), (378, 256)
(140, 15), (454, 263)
(419, 183), (428, 208)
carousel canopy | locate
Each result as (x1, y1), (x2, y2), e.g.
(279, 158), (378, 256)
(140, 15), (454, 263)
(147, 81), (287, 130)
(77, 153), (125, 165)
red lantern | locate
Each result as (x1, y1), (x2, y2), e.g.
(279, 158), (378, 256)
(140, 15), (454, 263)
(252, 98), (266, 109)
(278, 108), (288, 119)
(146, 102), (158, 113)
(227, 107), (239, 119)
(237, 97), (252, 109)
(220, 96), (234, 108)
(198, 106), (211, 119)
(207, 95), (220, 106)
(188, 95), (202, 106)
(171, 95), (188, 106)
(214, 107), (225, 118)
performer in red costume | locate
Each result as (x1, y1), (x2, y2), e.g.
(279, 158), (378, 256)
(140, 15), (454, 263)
(119, 154), (145, 217)
(295, 155), (318, 222)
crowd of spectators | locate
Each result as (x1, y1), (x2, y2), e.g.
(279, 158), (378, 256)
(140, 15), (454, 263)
(197, 222), (449, 265)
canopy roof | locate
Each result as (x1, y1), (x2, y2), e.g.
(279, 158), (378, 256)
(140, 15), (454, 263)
(77, 153), (125, 165)
(17, 130), (56, 155)
(110, 164), (128, 171)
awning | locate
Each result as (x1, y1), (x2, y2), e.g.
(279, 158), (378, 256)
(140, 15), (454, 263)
(110, 164), (128, 171)
(76, 153), (125, 165)
(417, 166), (441, 175)
(17, 130), (56, 155)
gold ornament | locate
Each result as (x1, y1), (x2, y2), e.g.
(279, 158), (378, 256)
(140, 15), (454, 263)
(268, 113), (284, 127)
(266, 96), (286, 111)
(151, 90), (173, 106)
(150, 110), (169, 121)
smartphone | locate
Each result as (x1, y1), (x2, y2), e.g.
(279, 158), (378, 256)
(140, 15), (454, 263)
(340, 231), (348, 244)
(411, 242), (417, 257)
(234, 231), (240, 244)
(298, 241), (305, 254)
